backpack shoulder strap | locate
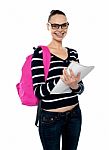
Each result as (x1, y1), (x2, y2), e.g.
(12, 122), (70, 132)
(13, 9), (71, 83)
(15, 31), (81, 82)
(35, 46), (51, 127)
(39, 46), (51, 80)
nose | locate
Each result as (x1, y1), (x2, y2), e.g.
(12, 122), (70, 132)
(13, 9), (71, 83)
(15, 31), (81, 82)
(58, 26), (63, 31)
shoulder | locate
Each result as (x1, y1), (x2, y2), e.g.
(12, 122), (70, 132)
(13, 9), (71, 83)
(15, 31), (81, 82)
(66, 47), (80, 62)
(33, 46), (42, 54)
(67, 47), (78, 57)
(67, 47), (78, 54)
(32, 46), (43, 58)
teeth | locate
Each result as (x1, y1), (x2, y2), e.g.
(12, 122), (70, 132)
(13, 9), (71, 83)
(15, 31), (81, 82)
(55, 33), (64, 37)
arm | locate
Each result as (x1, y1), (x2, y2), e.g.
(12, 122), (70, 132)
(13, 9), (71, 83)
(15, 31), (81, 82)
(31, 47), (58, 99)
(60, 49), (84, 95)
(74, 50), (84, 95)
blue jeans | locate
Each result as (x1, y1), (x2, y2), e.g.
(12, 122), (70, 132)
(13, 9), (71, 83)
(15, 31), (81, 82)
(38, 104), (82, 150)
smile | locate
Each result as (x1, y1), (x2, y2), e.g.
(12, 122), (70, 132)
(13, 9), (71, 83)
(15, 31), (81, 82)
(54, 32), (65, 38)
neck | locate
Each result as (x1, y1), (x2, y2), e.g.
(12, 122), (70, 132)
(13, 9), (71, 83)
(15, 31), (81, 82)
(48, 39), (63, 49)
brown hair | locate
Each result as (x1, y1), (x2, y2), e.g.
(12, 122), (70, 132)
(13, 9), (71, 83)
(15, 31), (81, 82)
(48, 10), (66, 22)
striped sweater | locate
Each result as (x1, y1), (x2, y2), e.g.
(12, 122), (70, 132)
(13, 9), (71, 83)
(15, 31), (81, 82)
(31, 46), (84, 109)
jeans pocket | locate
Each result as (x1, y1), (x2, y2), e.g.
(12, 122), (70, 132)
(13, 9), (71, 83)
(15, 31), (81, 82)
(40, 112), (59, 126)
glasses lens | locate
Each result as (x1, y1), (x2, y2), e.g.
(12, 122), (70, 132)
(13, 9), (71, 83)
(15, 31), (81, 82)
(61, 23), (69, 29)
(51, 24), (60, 29)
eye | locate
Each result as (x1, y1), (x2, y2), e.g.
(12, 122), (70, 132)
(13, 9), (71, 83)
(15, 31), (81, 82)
(62, 23), (67, 27)
(61, 23), (69, 28)
(51, 24), (59, 29)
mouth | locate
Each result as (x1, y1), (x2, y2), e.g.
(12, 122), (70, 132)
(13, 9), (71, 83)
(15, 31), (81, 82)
(54, 32), (65, 38)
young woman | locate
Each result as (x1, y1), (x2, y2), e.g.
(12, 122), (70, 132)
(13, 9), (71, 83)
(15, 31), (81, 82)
(31, 10), (84, 150)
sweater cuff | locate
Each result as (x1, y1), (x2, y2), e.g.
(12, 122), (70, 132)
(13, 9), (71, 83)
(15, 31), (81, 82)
(70, 83), (83, 94)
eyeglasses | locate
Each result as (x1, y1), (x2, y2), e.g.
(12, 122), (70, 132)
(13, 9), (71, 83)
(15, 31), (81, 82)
(48, 22), (69, 30)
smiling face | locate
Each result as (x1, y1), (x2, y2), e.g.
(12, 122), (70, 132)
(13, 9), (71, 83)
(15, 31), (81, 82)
(47, 14), (69, 42)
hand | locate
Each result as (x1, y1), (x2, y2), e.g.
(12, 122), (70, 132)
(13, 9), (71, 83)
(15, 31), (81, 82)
(60, 68), (81, 89)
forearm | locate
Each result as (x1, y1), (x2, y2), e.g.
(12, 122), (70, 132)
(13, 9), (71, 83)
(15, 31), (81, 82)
(33, 78), (58, 99)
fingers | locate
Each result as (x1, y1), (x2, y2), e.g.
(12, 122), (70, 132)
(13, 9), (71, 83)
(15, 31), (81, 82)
(60, 75), (64, 81)
(61, 68), (81, 83)
(63, 68), (70, 81)
(65, 68), (80, 81)
(77, 72), (81, 81)
(60, 68), (81, 90)
(69, 69), (75, 78)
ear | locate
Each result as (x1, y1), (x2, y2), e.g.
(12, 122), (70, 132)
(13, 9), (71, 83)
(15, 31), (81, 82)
(47, 23), (50, 31)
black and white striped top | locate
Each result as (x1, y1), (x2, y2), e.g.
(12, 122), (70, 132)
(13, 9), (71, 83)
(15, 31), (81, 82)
(31, 46), (84, 109)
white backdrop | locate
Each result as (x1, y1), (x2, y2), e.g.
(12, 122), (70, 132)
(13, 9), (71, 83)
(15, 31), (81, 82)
(0, 0), (109, 150)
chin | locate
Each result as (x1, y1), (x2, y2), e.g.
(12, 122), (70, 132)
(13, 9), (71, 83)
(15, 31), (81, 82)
(53, 36), (65, 42)
(54, 38), (63, 42)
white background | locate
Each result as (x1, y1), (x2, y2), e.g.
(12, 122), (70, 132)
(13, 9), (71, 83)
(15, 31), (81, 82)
(0, 0), (109, 149)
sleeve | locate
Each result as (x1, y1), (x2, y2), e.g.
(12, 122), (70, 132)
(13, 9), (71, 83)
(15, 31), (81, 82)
(31, 47), (58, 99)
(69, 49), (85, 95)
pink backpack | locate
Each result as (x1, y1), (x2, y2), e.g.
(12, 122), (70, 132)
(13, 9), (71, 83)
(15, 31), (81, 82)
(16, 46), (51, 106)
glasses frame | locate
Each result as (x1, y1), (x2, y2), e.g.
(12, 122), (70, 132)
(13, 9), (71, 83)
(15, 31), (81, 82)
(48, 22), (69, 30)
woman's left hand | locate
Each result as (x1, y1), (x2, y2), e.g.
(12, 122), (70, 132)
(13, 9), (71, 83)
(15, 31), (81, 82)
(60, 68), (81, 90)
